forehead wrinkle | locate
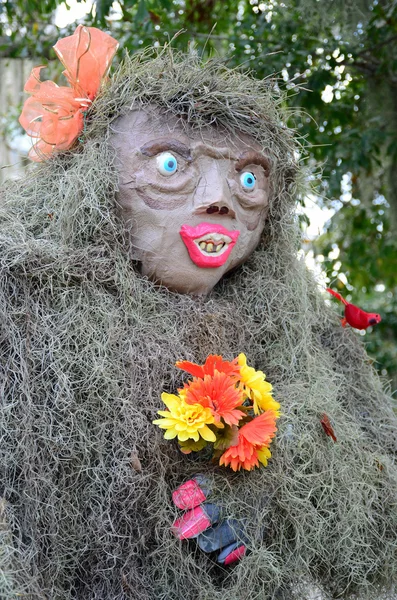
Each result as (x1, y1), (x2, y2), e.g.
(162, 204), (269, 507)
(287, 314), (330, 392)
(192, 142), (239, 162)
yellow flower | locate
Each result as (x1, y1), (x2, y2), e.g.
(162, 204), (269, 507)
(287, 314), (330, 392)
(257, 445), (272, 467)
(153, 392), (216, 443)
(237, 353), (280, 416)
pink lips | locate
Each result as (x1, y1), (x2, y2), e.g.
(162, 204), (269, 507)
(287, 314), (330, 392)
(180, 223), (240, 268)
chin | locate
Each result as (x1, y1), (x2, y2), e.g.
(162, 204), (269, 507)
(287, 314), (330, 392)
(142, 262), (226, 296)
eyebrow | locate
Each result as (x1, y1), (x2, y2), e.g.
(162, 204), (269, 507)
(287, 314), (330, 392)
(140, 138), (270, 176)
(235, 151), (271, 177)
(140, 138), (192, 161)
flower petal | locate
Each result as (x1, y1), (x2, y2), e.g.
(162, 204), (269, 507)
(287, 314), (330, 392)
(198, 425), (216, 442)
(160, 393), (181, 412)
(176, 355), (240, 378)
(239, 411), (278, 446)
(257, 446), (272, 467)
(175, 360), (205, 378)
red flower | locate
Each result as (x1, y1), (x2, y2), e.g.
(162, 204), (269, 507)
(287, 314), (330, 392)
(219, 411), (278, 471)
(176, 355), (240, 379)
(183, 371), (245, 426)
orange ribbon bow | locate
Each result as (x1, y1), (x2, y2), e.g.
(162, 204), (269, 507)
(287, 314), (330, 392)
(19, 25), (119, 162)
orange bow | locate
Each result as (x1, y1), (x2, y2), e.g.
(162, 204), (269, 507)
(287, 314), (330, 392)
(19, 25), (119, 162)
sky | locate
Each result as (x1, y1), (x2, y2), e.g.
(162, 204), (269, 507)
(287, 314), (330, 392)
(55, 0), (93, 27)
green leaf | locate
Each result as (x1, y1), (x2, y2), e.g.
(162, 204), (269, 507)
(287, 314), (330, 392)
(136, 0), (147, 21)
(213, 424), (239, 451)
(157, 0), (172, 10)
(178, 438), (209, 454)
(95, 0), (113, 23)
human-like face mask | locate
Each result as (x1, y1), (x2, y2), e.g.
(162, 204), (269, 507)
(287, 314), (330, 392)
(112, 109), (271, 295)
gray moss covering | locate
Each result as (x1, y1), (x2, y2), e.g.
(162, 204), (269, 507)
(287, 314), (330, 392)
(1, 48), (397, 599)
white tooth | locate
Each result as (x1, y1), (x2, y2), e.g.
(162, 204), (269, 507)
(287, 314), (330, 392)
(199, 241), (206, 250)
(195, 232), (232, 244)
(207, 242), (214, 252)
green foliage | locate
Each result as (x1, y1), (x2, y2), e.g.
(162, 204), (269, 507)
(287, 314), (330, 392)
(213, 424), (239, 451)
(315, 197), (397, 389)
(1, 0), (396, 387)
(0, 0), (65, 57)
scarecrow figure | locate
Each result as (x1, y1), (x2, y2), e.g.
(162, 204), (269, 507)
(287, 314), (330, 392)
(1, 27), (397, 600)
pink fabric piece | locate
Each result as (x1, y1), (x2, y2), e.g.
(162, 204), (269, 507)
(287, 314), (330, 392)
(19, 25), (118, 162)
(224, 544), (246, 565)
(171, 506), (211, 540)
(172, 479), (207, 510)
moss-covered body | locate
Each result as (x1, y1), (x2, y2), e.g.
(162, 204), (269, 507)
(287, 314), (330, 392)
(1, 50), (396, 599)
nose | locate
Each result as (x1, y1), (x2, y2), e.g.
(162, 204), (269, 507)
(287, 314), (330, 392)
(193, 161), (235, 218)
(206, 205), (230, 215)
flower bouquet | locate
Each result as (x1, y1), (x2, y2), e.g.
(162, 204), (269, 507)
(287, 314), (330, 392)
(153, 354), (280, 471)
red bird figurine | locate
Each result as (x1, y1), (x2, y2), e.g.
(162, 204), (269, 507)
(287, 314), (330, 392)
(326, 288), (381, 330)
(320, 413), (337, 443)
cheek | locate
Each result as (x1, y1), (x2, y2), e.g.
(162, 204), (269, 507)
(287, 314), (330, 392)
(117, 189), (187, 250)
(230, 210), (267, 265)
(238, 227), (262, 258)
(237, 205), (269, 232)
(119, 172), (195, 212)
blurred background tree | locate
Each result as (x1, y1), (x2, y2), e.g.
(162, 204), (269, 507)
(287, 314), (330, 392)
(1, 0), (396, 390)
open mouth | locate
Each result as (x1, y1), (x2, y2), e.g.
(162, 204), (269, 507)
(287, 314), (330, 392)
(195, 232), (231, 256)
(180, 223), (240, 268)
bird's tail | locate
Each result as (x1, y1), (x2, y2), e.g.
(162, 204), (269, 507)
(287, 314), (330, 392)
(326, 288), (348, 306)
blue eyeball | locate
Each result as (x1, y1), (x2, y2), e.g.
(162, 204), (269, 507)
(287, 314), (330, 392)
(157, 152), (178, 176)
(240, 171), (256, 190)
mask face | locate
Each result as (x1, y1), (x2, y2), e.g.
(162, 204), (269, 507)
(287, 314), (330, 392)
(112, 108), (271, 295)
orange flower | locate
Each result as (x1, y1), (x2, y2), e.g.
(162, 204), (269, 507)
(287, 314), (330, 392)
(176, 355), (240, 379)
(219, 411), (278, 471)
(182, 371), (245, 427)
(19, 25), (118, 162)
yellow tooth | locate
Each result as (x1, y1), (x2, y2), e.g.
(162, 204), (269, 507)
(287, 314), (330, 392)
(207, 243), (214, 252)
(216, 243), (223, 252)
(199, 241), (206, 250)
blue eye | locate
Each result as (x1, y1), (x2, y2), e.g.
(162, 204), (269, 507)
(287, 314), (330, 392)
(240, 171), (256, 190)
(157, 152), (178, 176)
